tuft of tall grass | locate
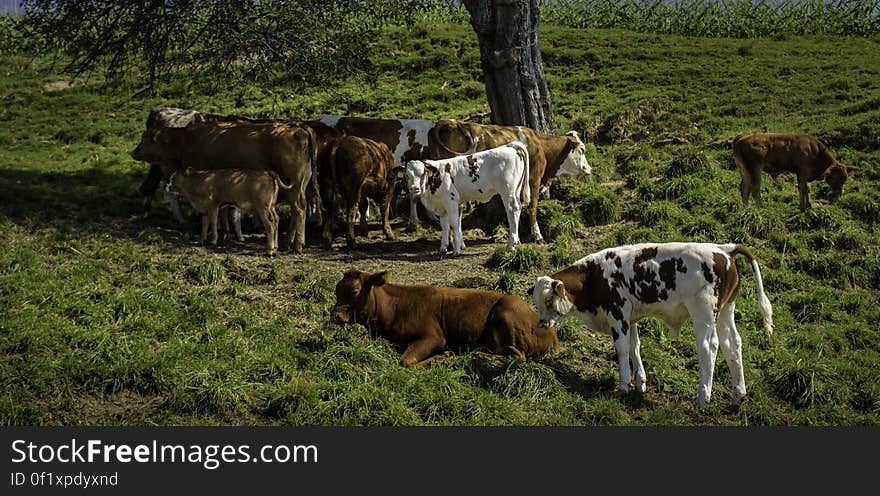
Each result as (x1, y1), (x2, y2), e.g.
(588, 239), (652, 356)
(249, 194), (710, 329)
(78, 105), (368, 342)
(186, 258), (227, 285)
(486, 246), (549, 274)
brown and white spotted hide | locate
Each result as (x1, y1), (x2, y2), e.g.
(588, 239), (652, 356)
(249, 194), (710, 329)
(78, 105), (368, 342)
(531, 242), (773, 407)
(428, 119), (591, 243)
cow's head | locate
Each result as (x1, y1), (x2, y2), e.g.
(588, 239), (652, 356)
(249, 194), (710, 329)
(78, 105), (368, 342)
(824, 162), (848, 199)
(556, 131), (592, 178)
(130, 127), (173, 163)
(531, 276), (574, 329)
(404, 160), (445, 196)
(331, 269), (390, 324)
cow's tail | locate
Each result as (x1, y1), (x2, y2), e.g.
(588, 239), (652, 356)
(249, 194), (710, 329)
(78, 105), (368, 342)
(272, 171), (294, 190)
(724, 244), (773, 335)
(511, 140), (530, 206)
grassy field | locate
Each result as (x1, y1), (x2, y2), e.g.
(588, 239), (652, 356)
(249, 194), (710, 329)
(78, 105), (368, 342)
(1, 19), (879, 426)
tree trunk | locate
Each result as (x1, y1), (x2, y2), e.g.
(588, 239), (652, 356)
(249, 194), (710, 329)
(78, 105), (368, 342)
(462, 0), (554, 133)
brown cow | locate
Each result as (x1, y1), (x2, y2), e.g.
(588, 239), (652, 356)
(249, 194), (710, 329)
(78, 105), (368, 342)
(331, 269), (559, 367)
(169, 167), (292, 255)
(314, 115), (439, 222)
(137, 108), (332, 230)
(321, 136), (397, 248)
(138, 107), (262, 218)
(732, 133), (849, 211)
(131, 120), (315, 253)
(427, 119), (591, 243)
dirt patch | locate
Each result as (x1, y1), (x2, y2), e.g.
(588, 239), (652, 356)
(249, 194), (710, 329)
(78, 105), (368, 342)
(74, 390), (163, 423)
(287, 223), (503, 286)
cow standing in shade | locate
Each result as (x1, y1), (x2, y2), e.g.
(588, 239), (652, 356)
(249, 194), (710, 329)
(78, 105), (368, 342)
(314, 115), (442, 222)
(131, 119), (316, 253)
(531, 242), (773, 407)
(321, 136), (397, 248)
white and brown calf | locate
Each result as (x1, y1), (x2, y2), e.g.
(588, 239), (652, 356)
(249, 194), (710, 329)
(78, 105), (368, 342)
(531, 242), (773, 407)
(169, 168), (293, 256)
(403, 141), (530, 255)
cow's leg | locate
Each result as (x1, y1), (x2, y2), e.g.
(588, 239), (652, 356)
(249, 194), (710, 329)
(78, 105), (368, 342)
(231, 207), (244, 241)
(139, 163), (164, 212)
(168, 192), (187, 225)
(346, 199), (359, 249)
(687, 300), (720, 407)
(629, 321), (647, 393)
(716, 302), (746, 404)
(797, 177), (811, 211)
(272, 207), (281, 254)
(611, 319), (632, 394)
(256, 207), (276, 256)
(381, 187), (396, 241)
(408, 193), (421, 222)
(751, 171), (763, 208)
(400, 334), (446, 368)
(438, 214), (451, 254)
(200, 212), (209, 244)
(357, 198), (369, 237)
(504, 194), (522, 251)
(208, 206), (220, 246)
(320, 187), (335, 249)
(218, 206), (230, 243)
(285, 185), (307, 254)
(739, 172), (751, 206)
(450, 203), (464, 255)
(527, 178), (544, 243)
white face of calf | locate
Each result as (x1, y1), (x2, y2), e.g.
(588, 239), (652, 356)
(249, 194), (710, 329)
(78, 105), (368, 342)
(404, 160), (428, 196)
(532, 276), (574, 329)
(557, 132), (592, 177)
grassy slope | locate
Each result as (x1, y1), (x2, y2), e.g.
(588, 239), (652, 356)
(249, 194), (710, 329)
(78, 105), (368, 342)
(1, 23), (879, 425)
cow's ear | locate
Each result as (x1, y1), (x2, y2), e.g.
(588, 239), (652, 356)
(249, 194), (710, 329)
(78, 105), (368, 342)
(425, 166), (437, 178)
(551, 280), (565, 298)
(343, 269), (359, 279)
(367, 271), (390, 287)
(393, 166), (405, 178)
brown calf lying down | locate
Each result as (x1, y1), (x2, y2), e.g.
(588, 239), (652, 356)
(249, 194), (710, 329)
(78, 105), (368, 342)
(732, 133), (849, 211)
(170, 168), (292, 255)
(331, 270), (559, 367)
(320, 136), (397, 248)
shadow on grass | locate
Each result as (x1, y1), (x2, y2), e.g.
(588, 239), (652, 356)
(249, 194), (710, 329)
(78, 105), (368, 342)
(0, 166), (147, 227)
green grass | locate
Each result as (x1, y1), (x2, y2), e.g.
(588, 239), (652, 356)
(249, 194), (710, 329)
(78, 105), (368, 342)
(1, 18), (879, 426)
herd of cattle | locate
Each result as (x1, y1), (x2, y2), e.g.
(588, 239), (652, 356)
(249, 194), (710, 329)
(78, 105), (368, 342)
(129, 107), (851, 406)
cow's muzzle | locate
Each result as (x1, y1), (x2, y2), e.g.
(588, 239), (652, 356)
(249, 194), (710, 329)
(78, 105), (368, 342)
(409, 186), (421, 195)
(330, 305), (352, 324)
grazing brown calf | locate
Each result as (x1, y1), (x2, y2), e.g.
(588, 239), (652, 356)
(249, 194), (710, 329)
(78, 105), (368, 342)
(320, 136), (397, 248)
(732, 133), (849, 211)
(170, 168), (292, 256)
(331, 270), (559, 367)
